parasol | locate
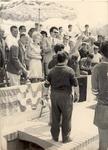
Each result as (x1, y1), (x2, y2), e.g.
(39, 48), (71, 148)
(0, 0), (77, 22)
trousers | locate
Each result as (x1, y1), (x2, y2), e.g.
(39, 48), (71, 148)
(50, 90), (73, 141)
(8, 72), (20, 86)
(98, 128), (108, 150)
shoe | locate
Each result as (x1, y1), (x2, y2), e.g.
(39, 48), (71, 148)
(63, 137), (72, 143)
(52, 137), (58, 142)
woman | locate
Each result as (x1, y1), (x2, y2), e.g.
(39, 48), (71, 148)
(28, 32), (42, 82)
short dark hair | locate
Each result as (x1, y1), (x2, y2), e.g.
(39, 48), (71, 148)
(59, 27), (62, 30)
(40, 31), (47, 37)
(100, 41), (108, 58)
(85, 24), (89, 27)
(87, 53), (94, 59)
(49, 26), (58, 33)
(57, 51), (69, 63)
(19, 25), (26, 31)
(28, 28), (35, 38)
(54, 44), (64, 54)
(68, 24), (72, 28)
(20, 33), (26, 39)
(10, 26), (17, 32)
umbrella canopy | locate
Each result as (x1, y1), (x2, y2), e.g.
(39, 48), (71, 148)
(0, 0), (77, 22)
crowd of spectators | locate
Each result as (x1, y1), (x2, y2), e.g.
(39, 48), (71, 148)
(0, 23), (105, 87)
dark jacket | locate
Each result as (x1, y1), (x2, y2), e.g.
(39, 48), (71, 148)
(46, 64), (78, 94)
(48, 55), (57, 69)
(7, 44), (26, 75)
(0, 38), (9, 65)
(48, 54), (80, 77)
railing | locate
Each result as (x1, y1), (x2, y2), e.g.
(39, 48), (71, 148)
(0, 75), (94, 150)
(0, 81), (49, 150)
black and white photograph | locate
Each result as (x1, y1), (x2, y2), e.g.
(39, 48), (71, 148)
(0, 0), (108, 149)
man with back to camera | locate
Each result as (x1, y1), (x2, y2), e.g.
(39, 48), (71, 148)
(92, 41), (108, 150)
(44, 51), (79, 143)
(48, 43), (64, 69)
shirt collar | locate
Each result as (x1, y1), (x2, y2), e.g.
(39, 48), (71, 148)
(57, 62), (66, 66)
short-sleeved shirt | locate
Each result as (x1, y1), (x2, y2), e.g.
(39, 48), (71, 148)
(92, 62), (108, 104)
(46, 64), (78, 94)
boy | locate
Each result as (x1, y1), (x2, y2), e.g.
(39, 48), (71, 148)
(92, 41), (108, 150)
(44, 51), (79, 143)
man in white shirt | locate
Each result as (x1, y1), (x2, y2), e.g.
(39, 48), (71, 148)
(67, 24), (73, 39)
(92, 46), (102, 66)
(7, 26), (28, 86)
(58, 27), (64, 42)
(63, 34), (70, 53)
(6, 25), (18, 49)
(48, 27), (61, 56)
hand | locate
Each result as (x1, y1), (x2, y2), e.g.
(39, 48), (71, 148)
(93, 96), (98, 101)
(43, 95), (49, 101)
(23, 69), (29, 78)
(74, 92), (80, 102)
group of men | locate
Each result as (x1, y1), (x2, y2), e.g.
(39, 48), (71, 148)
(0, 23), (105, 87)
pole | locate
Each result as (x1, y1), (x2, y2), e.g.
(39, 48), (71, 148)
(36, 1), (42, 30)
(38, 7), (40, 26)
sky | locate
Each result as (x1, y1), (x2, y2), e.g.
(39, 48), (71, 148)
(57, 1), (108, 27)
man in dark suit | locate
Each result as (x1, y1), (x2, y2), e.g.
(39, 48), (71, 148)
(0, 28), (9, 86)
(18, 34), (29, 83)
(7, 26), (28, 86)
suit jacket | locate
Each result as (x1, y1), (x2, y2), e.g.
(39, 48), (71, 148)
(40, 37), (52, 63)
(0, 38), (9, 63)
(44, 36), (61, 63)
(7, 42), (26, 75)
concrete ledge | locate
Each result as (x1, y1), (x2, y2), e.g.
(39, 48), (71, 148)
(18, 131), (54, 150)
(4, 101), (98, 150)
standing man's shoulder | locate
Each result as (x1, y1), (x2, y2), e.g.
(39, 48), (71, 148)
(92, 63), (102, 76)
(65, 66), (75, 75)
(48, 66), (56, 74)
(93, 63), (102, 71)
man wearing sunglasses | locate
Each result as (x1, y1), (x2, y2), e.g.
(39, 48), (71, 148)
(46, 27), (61, 74)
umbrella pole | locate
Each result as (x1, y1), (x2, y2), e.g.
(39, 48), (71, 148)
(38, 8), (40, 26)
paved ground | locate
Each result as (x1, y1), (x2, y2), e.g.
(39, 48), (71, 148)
(85, 140), (99, 150)
(3, 76), (99, 150)
(37, 100), (99, 149)
(15, 100), (98, 150)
